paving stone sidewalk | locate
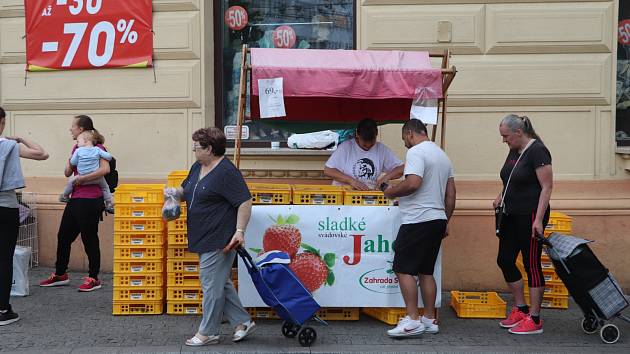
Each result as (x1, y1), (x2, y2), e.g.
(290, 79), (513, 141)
(1, 268), (628, 354)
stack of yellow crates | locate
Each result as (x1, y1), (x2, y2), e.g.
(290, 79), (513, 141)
(518, 211), (573, 309)
(112, 184), (166, 315)
(165, 171), (203, 315)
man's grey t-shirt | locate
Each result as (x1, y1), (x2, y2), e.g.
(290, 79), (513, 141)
(399, 141), (454, 224)
(182, 159), (251, 254)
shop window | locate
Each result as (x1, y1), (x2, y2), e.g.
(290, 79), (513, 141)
(214, 1), (355, 146)
(618, 1), (630, 146)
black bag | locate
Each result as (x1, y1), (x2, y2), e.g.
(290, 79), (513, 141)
(104, 156), (118, 193)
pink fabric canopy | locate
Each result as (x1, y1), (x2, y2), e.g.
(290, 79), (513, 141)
(249, 48), (443, 122)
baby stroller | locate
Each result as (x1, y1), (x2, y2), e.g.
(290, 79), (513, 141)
(540, 233), (630, 344)
(237, 248), (324, 347)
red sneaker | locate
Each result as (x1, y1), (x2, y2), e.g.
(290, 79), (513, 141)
(499, 307), (527, 328)
(509, 315), (543, 335)
(78, 277), (102, 292)
(39, 273), (69, 287)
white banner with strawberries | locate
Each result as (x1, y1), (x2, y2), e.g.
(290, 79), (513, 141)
(238, 205), (442, 307)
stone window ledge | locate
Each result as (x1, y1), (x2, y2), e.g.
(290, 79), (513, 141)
(226, 147), (333, 157)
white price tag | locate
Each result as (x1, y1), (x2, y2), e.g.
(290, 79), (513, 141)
(258, 77), (286, 118)
(224, 125), (250, 140)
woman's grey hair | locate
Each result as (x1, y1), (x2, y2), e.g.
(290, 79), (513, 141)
(500, 114), (541, 142)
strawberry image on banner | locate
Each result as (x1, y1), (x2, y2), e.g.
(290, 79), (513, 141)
(261, 214), (302, 259)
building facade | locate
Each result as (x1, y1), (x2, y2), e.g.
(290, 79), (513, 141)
(0, 0), (628, 290)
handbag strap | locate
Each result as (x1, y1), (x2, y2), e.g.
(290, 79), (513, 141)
(500, 139), (536, 208)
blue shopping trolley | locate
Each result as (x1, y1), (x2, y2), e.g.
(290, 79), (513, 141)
(237, 248), (324, 347)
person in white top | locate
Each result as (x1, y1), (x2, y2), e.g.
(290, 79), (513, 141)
(383, 119), (456, 338)
(324, 118), (404, 190)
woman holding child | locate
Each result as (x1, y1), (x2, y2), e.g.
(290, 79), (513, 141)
(39, 115), (113, 292)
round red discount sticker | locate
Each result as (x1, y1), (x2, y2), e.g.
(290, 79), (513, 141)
(273, 25), (297, 48)
(224, 6), (248, 31)
(619, 20), (630, 45)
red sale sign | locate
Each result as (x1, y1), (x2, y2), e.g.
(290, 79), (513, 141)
(25, 0), (153, 71)
(273, 25), (296, 49)
(224, 6), (248, 31)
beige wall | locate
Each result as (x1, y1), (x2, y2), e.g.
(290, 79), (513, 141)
(0, 0), (206, 175)
(0, 0), (624, 179)
(1, 0), (629, 289)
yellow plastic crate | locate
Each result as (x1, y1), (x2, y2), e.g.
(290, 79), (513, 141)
(317, 308), (359, 321)
(292, 184), (344, 205)
(113, 300), (164, 315)
(114, 246), (165, 260)
(525, 294), (569, 309)
(166, 246), (198, 261)
(113, 287), (164, 301)
(247, 307), (359, 321)
(343, 190), (393, 206)
(516, 264), (563, 283)
(450, 291), (507, 318)
(114, 184), (165, 204)
(113, 273), (164, 287)
(167, 300), (202, 315)
(247, 183), (291, 204)
(167, 272), (200, 287)
(114, 231), (165, 246)
(167, 230), (188, 246)
(114, 218), (165, 233)
(167, 219), (187, 232)
(115, 204), (163, 219)
(516, 257), (554, 270)
(361, 307), (424, 325)
(167, 170), (189, 188)
(546, 212), (572, 233)
(167, 259), (199, 273)
(114, 260), (164, 274)
(523, 282), (569, 296)
(167, 287), (203, 301)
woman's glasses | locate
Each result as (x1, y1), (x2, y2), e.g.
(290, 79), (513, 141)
(192, 143), (204, 151)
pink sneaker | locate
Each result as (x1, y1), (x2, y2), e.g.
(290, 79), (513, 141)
(499, 307), (527, 328)
(78, 277), (102, 292)
(509, 315), (543, 334)
(39, 273), (69, 287)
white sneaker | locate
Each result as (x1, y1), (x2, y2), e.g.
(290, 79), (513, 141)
(421, 316), (439, 334)
(233, 320), (256, 342)
(387, 316), (425, 337)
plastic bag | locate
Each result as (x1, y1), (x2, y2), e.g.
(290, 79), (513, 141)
(162, 187), (182, 221)
(287, 130), (339, 150)
(410, 86), (439, 124)
(10, 246), (30, 297)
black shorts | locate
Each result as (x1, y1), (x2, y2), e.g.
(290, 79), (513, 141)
(392, 219), (446, 275)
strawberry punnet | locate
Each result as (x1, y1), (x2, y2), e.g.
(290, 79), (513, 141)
(289, 243), (336, 293)
(262, 214), (302, 258)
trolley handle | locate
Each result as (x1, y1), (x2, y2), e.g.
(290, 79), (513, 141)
(535, 233), (552, 248)
(236, 246), (258, 272)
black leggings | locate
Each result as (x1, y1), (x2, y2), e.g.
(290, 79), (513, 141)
(0, 207), (19, 311)
(55, 198), (103, 279)
(497, 209), (550, 288)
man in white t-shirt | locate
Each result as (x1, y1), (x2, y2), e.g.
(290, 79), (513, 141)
(382, 119), (456, 338)
(324, 119), (404, 190)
